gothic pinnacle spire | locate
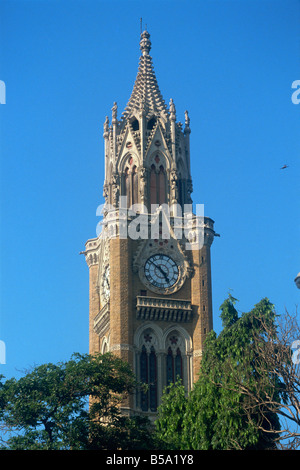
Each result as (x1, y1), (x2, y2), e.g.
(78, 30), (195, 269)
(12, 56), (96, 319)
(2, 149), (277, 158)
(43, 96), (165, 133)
(122, 29), (168, 121)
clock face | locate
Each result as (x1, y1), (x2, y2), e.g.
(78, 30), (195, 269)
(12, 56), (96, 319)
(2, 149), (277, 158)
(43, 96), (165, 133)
(102, 265), (110, 300)
(144, 254), (179, 289)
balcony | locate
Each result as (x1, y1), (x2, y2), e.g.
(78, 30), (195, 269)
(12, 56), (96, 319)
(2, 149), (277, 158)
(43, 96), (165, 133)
(136, 296), (192, 323)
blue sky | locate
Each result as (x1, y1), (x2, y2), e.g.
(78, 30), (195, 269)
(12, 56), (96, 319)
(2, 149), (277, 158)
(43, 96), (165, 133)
(0, 0), (299, 380)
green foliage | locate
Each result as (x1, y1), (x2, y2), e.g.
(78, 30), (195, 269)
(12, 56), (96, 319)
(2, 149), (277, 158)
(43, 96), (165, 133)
(219, 292), (239, 328)
(155, 379), (187, 449)
(0, 353), (157, 450)
(156, 295), (281, 450)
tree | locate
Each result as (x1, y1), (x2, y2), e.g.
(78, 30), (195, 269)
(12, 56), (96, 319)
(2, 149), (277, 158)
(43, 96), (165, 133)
(221, 308), (300, 449)
(0, 353), (156, 450)
(155, 378), (187, 449)
(156, 295), (282, 450)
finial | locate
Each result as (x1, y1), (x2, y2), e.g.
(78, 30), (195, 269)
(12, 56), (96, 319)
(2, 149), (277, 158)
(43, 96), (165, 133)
(184, 110), (190, 127)
(169, 98), (176, 121)
(111, 101), (118, 123)
(140, 30), (151, 55)
(103, 115), (109, 138)
(184, 110), (191, 135)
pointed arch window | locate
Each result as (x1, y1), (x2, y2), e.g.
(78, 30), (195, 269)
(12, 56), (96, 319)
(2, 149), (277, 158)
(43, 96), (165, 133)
(166, 347), (174, 386)
(123, 160), (139, 207)
(149, 161), (166, 208)
(166, 346), (183, 387)
(140, 346), (148, 411)
(158, 165), (166, 205)
(175, 348), (183, 380)
(150, 164), (157, 206)
(149, 346), (157, 411)
(139, 344), (157, 412)
(124, 167), (130, 207)
(132, 165), (138, 205)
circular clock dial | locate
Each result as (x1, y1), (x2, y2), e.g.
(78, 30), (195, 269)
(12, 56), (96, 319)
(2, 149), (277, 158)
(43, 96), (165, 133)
(144, 254), (179, 289)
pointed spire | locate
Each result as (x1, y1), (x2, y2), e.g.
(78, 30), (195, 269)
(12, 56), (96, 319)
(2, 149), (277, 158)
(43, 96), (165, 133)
(122, 30), (168, 121)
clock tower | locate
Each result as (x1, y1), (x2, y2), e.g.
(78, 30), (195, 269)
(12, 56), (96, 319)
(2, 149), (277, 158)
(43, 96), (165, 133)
(84, 30), (217, 418)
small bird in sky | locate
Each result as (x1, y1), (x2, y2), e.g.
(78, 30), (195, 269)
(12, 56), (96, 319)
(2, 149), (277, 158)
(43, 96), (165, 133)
(280, 164), (289, 169)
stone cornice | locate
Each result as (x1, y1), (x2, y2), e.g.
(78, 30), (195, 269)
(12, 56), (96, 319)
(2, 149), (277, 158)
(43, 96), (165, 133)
(136, 296), (193, 322)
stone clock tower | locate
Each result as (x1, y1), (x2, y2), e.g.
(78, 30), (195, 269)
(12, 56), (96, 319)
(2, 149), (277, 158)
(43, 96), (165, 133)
(83, 30), (217, 418)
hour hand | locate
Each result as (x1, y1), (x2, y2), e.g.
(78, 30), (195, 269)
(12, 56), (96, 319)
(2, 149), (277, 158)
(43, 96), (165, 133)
(156, 264), (169, 283)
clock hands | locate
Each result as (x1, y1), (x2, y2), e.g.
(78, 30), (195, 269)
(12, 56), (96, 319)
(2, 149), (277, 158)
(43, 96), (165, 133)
(145, 255), (179, 289)
(149, 259), (170, 283)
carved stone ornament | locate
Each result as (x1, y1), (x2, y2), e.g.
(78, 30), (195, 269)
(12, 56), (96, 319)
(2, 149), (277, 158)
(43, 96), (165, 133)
(97, 234), (111, 305)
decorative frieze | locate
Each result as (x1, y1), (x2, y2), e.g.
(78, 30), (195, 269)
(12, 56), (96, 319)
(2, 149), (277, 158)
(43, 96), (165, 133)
(136, 296), (192, 322)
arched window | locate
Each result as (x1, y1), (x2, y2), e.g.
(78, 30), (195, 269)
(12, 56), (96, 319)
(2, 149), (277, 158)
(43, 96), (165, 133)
(150, 164), (157, 206)
(149, 160), (166, 208)
(132, 165), (138, 205)
(139, 332), (158, 412)
(149, 346), (157, 411)
(124, 167), (130, 206)
(122, 159), (138, 207)
(165, 334), (184, 387)
(158, 165), (166, 205)
(140, 346), (148, 411)
(166, 347), (174, 386)
(175, 348), (183, 380)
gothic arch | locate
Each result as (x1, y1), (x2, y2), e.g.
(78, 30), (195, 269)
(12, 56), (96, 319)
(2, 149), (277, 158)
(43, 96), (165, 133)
(101, 335), (110, 354)
(147, 151), (169, 208)
(118, 150), (140, 174)
(162, 326), (193, 391)
(119, 152), (140, 206)
(134, 324), (193, 410)
(146, 149), (171, 171)
(134, 323), (163, 351)
(134, 324), (163, 413)
(163, 325), (192, 353)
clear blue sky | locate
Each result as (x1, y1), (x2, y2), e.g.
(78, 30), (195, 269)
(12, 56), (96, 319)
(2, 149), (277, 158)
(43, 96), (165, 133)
(0, 0), (299, 380)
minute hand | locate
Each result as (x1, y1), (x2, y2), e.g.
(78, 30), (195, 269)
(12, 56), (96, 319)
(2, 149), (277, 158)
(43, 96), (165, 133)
(151, 261), (169, 283)
(154, 264), (169, 282)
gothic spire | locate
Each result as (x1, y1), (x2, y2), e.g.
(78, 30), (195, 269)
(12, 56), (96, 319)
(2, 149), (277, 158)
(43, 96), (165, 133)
(122, 30), (169, 121)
